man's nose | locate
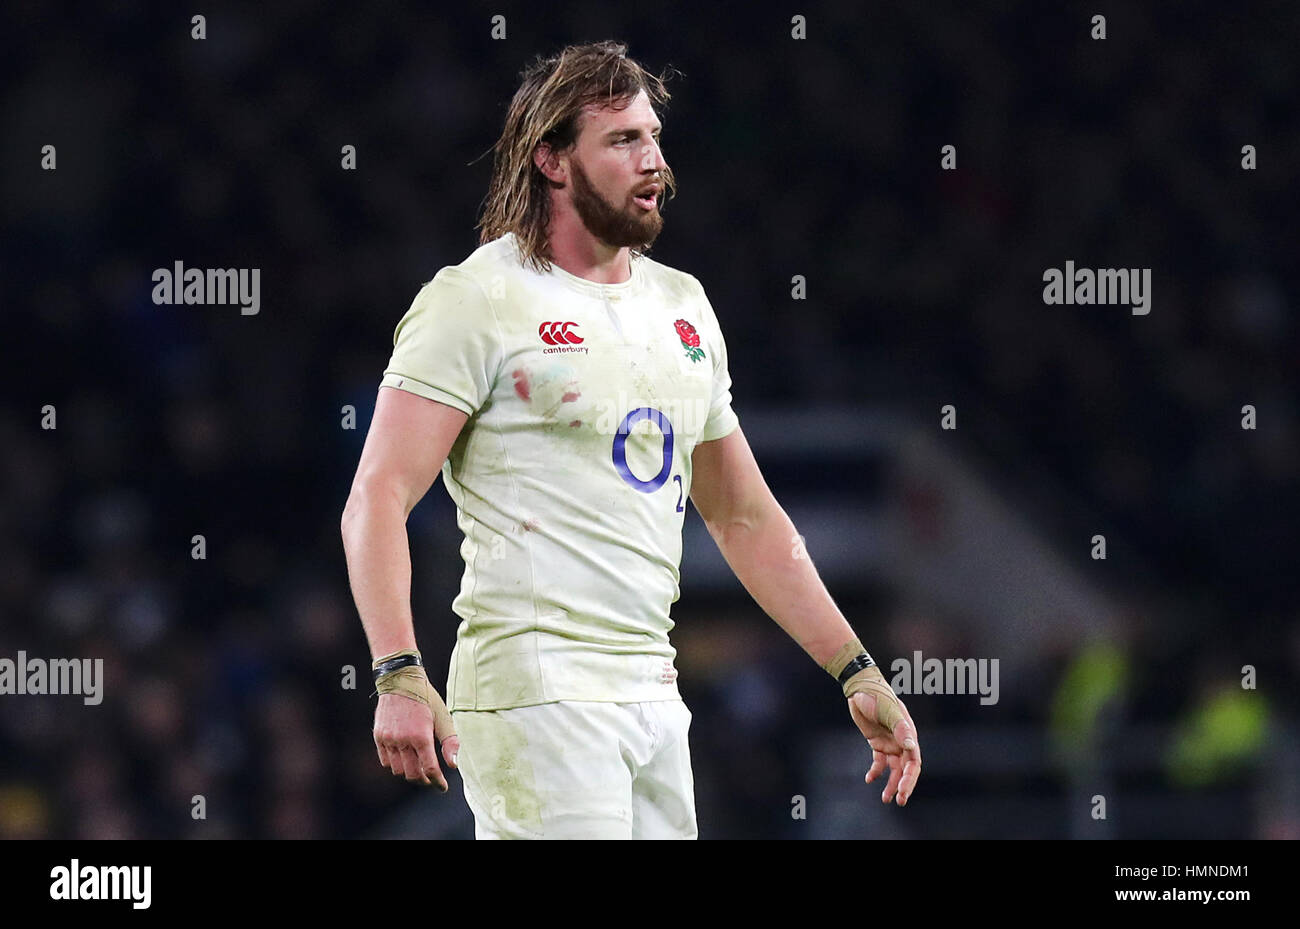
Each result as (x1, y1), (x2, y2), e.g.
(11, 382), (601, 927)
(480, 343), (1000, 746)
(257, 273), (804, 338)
(641, 140), (667, 172)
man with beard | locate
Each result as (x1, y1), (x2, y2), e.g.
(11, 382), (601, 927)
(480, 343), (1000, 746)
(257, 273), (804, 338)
(341, 40), (922, 839)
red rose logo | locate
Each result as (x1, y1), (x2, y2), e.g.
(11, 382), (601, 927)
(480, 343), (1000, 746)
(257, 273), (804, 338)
(674, 319), (705, 362)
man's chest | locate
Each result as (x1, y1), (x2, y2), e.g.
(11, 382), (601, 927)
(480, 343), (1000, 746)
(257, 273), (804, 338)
(493, 293), (714, 447)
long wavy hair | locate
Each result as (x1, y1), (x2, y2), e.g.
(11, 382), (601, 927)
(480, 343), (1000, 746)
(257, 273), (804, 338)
(476, 41), (678, 274)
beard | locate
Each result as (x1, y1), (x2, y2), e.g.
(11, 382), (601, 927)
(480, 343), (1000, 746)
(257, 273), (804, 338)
(568, 158), (664, 250)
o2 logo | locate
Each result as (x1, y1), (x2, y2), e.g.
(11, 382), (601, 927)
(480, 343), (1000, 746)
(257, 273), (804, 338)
(612, 407), (685, 512)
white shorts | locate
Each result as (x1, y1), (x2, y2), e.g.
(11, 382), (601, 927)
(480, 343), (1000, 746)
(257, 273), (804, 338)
(453, 699), (697, 839)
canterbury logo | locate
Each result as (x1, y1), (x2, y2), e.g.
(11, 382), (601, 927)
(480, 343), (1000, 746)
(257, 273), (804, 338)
(539, 321), (584, 345)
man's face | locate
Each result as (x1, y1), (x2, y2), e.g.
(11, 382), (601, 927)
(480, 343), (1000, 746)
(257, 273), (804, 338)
(564, 89), (668, 249)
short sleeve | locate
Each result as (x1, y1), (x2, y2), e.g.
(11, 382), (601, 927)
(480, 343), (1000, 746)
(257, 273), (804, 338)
(695, 280), (740, 443)
(380, 267), (499, 415)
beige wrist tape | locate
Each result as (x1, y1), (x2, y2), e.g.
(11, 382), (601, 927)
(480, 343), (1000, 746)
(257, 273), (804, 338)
(844, 667), (905, 734)
(372, 649), (454, 734)
(823, 638), (868, 681)
(372, 648), (421, 669)
(823, 637), (904, 734)
(375, 664), (434, 706)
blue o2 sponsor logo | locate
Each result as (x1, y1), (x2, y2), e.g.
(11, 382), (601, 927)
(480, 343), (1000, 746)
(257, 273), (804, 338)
(612, 407), (674, 492)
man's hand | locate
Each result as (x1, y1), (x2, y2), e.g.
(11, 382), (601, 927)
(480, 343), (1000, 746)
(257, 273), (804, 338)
(848, 689), (922, 806)
(373, 690), (460, 791)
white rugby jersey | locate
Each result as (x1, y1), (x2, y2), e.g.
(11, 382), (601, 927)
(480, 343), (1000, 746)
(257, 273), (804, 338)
(380, 232), (740, 710)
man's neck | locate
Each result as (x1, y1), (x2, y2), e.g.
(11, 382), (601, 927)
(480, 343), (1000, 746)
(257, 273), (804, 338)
(546, 230), (632, 285)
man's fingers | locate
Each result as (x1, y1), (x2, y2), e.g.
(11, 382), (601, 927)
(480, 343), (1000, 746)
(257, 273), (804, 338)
(398, 745), (429, 785)
(897, 753), (922, 806)
(880, 756), (904, 804)
(892, 716), (920, 755)
(374, 732), (401, 775)
(898, 719), (922, 763)
(414, 738), (448, 792)
(383, 740), (406, 777)
(390, 743), (409, 778)
(442, 734), (461, 771)
(865, 750), (887, 785)
(891, 714), (922, 806)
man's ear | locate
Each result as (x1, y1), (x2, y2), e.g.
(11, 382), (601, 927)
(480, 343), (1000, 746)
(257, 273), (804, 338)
(533, 142), (566, 186)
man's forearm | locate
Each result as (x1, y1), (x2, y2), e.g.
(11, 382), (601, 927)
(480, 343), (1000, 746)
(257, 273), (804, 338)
(341, 488), (419, 659)
(705, 491), (860, 668)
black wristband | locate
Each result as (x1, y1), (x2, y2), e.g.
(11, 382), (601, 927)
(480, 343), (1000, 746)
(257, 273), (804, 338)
(372, 653), (423, 682)
(836, 653), (876, 686)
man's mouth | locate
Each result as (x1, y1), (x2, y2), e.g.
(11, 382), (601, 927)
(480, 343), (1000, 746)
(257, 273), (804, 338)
(633, 187), (660, 210)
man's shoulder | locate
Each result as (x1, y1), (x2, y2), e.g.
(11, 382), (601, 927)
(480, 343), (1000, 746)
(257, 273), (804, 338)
(636, 252), (708, 302)
(436, 232), (522, 286)
(401, 235), (524, 318)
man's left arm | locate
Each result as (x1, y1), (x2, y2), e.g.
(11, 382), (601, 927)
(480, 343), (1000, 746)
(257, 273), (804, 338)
(690, 426), (922, 806)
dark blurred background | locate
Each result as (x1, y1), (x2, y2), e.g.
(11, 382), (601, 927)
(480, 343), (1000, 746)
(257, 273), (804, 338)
(2, 0), (1297, 839)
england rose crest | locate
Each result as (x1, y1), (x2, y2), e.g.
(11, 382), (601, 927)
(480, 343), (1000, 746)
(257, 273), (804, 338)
(674, 319), (705, 362)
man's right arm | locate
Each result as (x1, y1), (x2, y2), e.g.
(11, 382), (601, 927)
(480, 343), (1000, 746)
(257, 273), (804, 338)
(341, 385), (470, 787)
(340, 385), (469, 659)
